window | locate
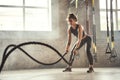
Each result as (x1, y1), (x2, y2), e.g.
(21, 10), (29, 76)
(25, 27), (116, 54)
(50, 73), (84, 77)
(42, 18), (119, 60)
(0, 0), (52, 31)
(99, 0), (120, 31)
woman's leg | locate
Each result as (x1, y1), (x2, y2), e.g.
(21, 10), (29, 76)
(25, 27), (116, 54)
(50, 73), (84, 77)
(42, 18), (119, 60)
(63, 36), (94, 72)
(63, 45), (76, 72)
(85, 36), (94, 73)
(86, 36), (93, 66)
(63, 36), (88, 72)
(77, 36), (94, 73)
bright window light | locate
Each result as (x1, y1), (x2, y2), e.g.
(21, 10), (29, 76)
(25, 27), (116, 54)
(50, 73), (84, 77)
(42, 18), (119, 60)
(0, 8), (23, 30)
(118, 11), (120, 30)
(99, 0), (116, 9)
(100, 11), (116, 31)
(0, 0), (52, 31)
(25, 0), (48, 7)
(25, 9), (50, 31)
(99, 0), (120, 31)
(0, 0), (23, 5)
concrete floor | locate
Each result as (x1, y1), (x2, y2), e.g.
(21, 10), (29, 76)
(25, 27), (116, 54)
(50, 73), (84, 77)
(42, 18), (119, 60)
(0, 68), (120, 80)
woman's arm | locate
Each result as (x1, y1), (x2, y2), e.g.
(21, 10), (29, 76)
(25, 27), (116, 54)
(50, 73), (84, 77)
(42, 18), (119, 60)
(65, 27), (72, 53)
(75, 25), (83, 49)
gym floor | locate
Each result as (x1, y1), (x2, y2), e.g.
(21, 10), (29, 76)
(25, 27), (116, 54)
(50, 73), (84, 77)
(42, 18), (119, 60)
(0, 68), (120, 80)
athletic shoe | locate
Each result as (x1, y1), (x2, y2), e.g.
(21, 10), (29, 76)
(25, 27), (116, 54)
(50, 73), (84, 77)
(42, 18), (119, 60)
(63, 67), (72, 72)
(87, 67), (94, 73)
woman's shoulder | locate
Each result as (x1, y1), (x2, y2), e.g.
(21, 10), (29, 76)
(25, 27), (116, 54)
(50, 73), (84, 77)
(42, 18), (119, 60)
(67, 26), (72, 32)
(68, 26), (72, 29)
(77, 24), (84, 29)
(77, 23), (82, 26)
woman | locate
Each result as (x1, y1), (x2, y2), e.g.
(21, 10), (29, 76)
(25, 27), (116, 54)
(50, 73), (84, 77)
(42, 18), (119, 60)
(63, 13), (94, 73)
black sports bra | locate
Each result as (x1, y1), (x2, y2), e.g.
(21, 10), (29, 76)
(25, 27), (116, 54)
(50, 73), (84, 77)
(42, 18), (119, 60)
(70, 24), (85, 37)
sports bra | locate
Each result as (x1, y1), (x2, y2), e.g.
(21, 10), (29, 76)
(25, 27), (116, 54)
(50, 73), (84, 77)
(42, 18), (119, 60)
(70, 24), (86, 37)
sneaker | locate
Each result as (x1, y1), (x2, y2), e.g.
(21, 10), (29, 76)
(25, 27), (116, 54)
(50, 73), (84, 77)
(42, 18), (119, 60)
(63, 67), (72, 72)
(87, 67), (94, 73)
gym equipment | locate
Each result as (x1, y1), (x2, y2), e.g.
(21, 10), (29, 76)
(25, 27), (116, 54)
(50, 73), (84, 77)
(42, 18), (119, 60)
(85, 0), (90, 34)
(105, 0), (117, 62)
(92, 0), (97, 62)
(68, 0), (85, 17)
(0, 42), (70, 73)
(105, 0), (111, 54)
(109, 0), (117, 62)
(75, 0), (78, 8)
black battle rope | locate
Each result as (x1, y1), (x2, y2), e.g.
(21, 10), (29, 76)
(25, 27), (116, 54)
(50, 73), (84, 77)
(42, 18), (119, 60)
(105, 0), (111, 54)
(69, 45), (76, 66)
(3, 45), (67, 65)
(0, 41), (70, 72)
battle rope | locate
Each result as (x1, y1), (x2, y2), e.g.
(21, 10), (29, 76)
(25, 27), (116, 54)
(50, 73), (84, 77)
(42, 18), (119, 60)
(0, 41), (70, 73)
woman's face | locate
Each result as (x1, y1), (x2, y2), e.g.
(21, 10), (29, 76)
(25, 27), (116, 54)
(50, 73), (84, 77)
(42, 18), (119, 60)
(67, 19), (75, 25)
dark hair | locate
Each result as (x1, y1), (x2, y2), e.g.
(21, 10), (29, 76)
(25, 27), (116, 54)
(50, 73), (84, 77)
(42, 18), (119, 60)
(67, 13), (77, 22)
